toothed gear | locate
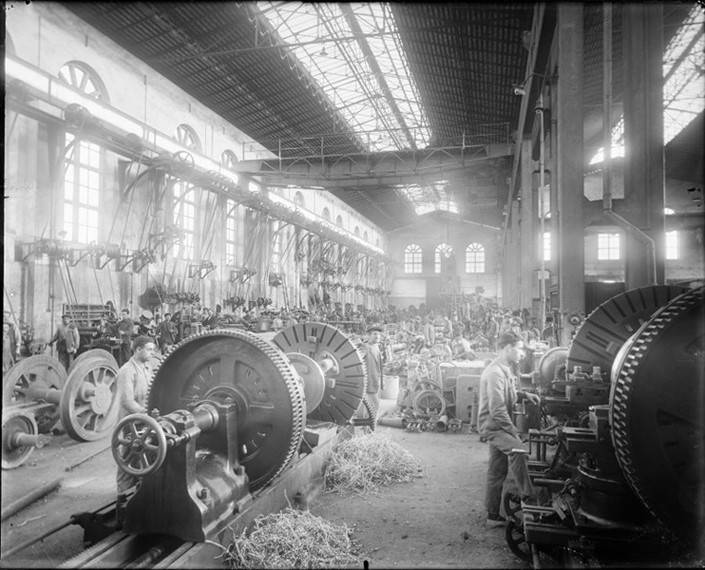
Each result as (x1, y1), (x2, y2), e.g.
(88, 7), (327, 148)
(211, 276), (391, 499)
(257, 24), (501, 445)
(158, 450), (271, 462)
(57, 532), (125, 568)
(567, 285), (687, 378)
(610, 286), (704, 545)
(272, 323), (367, 424)
(147, 329), (305, 491)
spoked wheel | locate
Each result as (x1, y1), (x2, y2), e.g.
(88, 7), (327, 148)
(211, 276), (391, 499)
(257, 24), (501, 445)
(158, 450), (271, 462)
(505, 518), (532, 562)
(59, 352), (120, 441)
(112, 414), (168, 477)
(503, 491), (523, 525)
(3, 355), (67, 433)
(69, 348), (117, 374)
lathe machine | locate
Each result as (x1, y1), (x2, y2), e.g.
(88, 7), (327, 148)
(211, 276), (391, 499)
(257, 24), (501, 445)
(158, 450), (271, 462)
(505, 285), (704, 567)
(34, 322), (373, 568)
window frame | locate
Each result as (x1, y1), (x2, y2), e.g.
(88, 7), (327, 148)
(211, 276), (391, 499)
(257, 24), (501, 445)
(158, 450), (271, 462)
(465, 243), (485, 273)
(404, 244), (423, 274)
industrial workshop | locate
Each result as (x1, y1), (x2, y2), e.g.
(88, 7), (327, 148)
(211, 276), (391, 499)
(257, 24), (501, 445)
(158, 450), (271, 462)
(2, 2), (704, 569)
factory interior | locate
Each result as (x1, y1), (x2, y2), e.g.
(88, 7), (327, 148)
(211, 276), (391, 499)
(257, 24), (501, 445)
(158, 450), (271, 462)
(2, 2), (704, 568)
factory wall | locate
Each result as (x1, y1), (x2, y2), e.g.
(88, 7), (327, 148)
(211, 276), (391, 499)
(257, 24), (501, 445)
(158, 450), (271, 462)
(387, 216), (502, 313)
(4, 2), (388, 343)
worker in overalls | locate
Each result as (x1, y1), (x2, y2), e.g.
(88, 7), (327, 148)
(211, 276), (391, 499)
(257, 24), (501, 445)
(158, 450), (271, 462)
(115, 335), (156, 529)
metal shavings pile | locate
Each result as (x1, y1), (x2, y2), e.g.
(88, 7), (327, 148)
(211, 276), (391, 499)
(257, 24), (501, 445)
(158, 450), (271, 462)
(324, 432), (423, 495)
(212, 508), (361, 569)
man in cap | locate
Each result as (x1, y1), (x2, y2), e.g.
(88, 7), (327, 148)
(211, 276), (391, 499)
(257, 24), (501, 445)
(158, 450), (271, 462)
(49, 313), (81, 370)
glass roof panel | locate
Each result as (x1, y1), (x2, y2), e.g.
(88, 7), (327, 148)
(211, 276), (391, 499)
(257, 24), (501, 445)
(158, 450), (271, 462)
(590, 4), (704, 165)
(258, 2), (452, 215)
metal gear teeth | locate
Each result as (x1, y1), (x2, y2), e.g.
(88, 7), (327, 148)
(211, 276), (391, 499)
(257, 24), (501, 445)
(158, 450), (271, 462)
(610, 286), (704, 529)
(147, 328), (305, 491)
(58, 532), (125, 568)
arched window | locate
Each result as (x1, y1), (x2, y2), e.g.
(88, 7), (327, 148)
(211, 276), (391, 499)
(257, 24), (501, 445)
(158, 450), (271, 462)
(294, 191), (305, 208)
(363, 231), (369, 242)
(336, 215), (344, 227)
(404, 244), (422, 274)
(322, 207), (331, 222)
(59, 61), (109, 102)
(221, 149), (239, 169)
(59, 61), (108, 244)
(434, 243), (452, 274)
(465, 243), (485, 273)
(175, 124), (201, 152)
(354, 226), (360, 236)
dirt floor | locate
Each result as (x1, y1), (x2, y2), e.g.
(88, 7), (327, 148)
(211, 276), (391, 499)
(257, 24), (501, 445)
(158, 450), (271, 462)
(0, 397), (528, 569)
(1, 397), (702, 569)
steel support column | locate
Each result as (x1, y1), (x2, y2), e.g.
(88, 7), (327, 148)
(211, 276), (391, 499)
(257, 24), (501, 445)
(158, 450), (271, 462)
(520, 136), (537, 313)
(556, 3), (585, 346)
(620, 4), (665, 288)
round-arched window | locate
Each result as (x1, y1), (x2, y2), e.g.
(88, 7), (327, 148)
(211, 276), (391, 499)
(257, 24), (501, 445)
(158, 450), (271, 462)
(175, 124), (201, 152)
(58, 61), (109, 102)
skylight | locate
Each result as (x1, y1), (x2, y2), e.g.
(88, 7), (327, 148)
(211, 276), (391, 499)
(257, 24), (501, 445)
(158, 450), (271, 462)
(257, 2), (429, 153)
(257, 2), (457, 216)
(396, 182), (460, 216)
(590, 4), (704, 165)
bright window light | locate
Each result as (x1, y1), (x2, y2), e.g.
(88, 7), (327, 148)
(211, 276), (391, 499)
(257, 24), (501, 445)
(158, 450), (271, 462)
(597, 232), (620, 260)
(543, 231), (551, 262)
(465, 243), (485, 273)
(404, 244), (422, 274)
(434, 243), (452, 274)
(666, 230), (679, 260)
(590, 5), (704, 165)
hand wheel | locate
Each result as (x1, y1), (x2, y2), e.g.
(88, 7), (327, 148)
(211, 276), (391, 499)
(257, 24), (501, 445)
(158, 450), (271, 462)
(112, 413), (167, 477)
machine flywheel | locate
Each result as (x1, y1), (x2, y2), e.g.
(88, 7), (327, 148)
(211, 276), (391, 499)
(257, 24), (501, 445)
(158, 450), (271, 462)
(272, 322), (366, 424)
(147, 329), (305, 491)
(610, 286), (704, 546)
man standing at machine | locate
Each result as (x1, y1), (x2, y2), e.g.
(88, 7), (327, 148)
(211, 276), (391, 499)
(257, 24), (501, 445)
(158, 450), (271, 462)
(477, 331), (540, 528)
(116, 309), (134, 366)
(115, 335), (156, 528)
(361, 326), (385, 417)
(48, 313), (80, 371)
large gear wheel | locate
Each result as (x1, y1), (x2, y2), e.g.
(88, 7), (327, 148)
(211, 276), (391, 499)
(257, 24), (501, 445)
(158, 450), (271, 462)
(567, 285), (687, 379)
(272, 323), (366, 424)
(610, 286), (704, 546)
(147, 329), (305, 491)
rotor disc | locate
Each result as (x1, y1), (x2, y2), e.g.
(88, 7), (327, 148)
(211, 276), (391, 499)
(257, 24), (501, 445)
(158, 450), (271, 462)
(272, 323), (366, 424)
(567, 285), (687, 378)
(148, 329), (305, 491)
(610, 286), (704, 545)
(59, 353), (120, 442)
(3, 355), (67, 433)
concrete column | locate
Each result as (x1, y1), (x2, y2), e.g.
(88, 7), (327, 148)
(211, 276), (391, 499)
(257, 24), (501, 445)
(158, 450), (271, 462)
(556, 3), (585, 345)
(620, 4), (665, 287)
(519, 136), (536, 313)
